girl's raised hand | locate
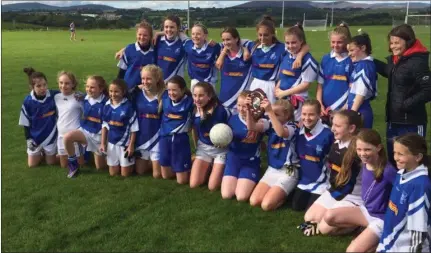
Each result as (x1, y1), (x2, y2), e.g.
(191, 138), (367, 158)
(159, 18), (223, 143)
(245, 95), (253, 107)
(274, 87), (284, 99)
(208, 39), (217, 47)
(260, 98), (272, 112)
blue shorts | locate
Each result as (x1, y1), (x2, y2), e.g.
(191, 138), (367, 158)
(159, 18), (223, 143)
(223, 152), (260, 183)
(159, 133), (191, 173)
(70, 29), (75, 32)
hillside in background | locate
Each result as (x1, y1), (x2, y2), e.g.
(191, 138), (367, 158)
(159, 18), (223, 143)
(2, 1), (430, 12)
(1, 1), (430, 29)
(1, 2), (117, 12)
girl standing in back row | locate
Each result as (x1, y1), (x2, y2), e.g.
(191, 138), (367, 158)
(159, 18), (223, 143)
(373, 24), (431, 166)
(249, 16), (309, 104)
(117, 21), (156, 92)
(275, 24), (318, 122)
(316, 22), (353, 119)
(347, 33), (377, 129)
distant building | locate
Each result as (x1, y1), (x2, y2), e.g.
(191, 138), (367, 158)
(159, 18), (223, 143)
(98, 13), (121, 20)
(81, 13), (98, 18)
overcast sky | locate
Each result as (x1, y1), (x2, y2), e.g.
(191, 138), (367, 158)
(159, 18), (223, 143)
(1, 1), (428, 10)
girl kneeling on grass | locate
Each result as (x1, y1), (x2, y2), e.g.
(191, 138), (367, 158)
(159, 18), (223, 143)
(100, 79), (139, 177)
(19, 67), (58, 168)
(63, 75), (109, 178)
(190, 81), (230, 190)
(133, 65), (166, 178)
(249, 99), (298, 211)
(159, 75), (194, 184)
(377, 133), (431, 252)
(320, 129), (397, 252)
(221, 91), (268, 201)
(298, 110), (362, 236)
(291, 99), (334, 211)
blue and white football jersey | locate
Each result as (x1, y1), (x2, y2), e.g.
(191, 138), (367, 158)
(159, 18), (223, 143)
(156, 35), (187, 82)
(377, 165), (431, 252)
(228, 115), (269, 160)
(251, 41), (286, 81)
(102, 98), (139, 147)
(134, 90), (161, 151)
(266, 121), (299, 169)
(347, 56), (377, 109)
(118, 42), (156, 90)
(317, 51), (353, 110)
(296, 120), (334, 194)
(220, 40), (253, 109)
(81, 94), (109, 137)
(184, 40), (221, 85)
(192, 104), (230, 145)
(18, 90), (58, 146)
(160, 91), (194, 136)
(278, 52), (318, 100)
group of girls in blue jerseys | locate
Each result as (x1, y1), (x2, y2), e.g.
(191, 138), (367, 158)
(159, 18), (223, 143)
(19, 13), (431, 252)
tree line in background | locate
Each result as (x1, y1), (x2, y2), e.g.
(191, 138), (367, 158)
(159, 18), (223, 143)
(2, 6), (430, 30)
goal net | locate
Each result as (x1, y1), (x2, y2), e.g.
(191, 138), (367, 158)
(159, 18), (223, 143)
(392, 18), (406, 28)
(406, 15), (431, 27)
(302, 13), (328, 31)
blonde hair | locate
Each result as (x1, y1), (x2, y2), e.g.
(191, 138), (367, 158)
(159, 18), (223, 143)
(238, 90), (252, 100)
(57, 70), (78, 90)
(330, 22), (352, 51)
(141, 64), (166, 114)
(135, 20), (153, 43)
(87, 75), (108, 97)
(273, 99), (294, 122)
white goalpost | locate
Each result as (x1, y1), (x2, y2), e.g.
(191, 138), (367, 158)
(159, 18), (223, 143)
(302, 13), (328, 31)
(404, 1), (431, 27)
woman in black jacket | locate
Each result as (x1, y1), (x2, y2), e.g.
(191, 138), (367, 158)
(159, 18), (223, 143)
(374, 24), (431, 166)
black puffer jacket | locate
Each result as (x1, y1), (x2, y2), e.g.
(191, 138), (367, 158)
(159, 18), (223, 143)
(374, 40), (431, 125)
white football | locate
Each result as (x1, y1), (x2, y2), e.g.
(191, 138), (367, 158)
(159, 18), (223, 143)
(358, 28), (362, 33)
(209, 123), (233, 147)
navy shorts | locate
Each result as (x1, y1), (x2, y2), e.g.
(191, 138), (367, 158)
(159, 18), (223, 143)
(223, 152), (260, 183)
(159, 133), (192, 173)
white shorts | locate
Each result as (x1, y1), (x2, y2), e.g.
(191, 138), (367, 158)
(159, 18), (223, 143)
(57, 135), (82, 156)
(259, 166), (299, 194)
(359, 205), (384, 237)
(79, 128), (101, 155)
(137, 149), (160, 161)
(315, 191), (363, 209)
(27, 142), (57, 156)
(195, 140), (228, 164)
(249, 78), (276, 104)
(107, 143), (135, 167)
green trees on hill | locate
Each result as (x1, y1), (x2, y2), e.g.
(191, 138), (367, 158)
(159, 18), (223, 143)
(2, 6), (430, 30)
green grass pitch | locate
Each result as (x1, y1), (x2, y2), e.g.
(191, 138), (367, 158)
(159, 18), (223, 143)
(2, 26), (430, 252)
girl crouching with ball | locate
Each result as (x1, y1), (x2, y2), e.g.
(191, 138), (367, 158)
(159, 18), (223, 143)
(190, 81), (231, 190)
